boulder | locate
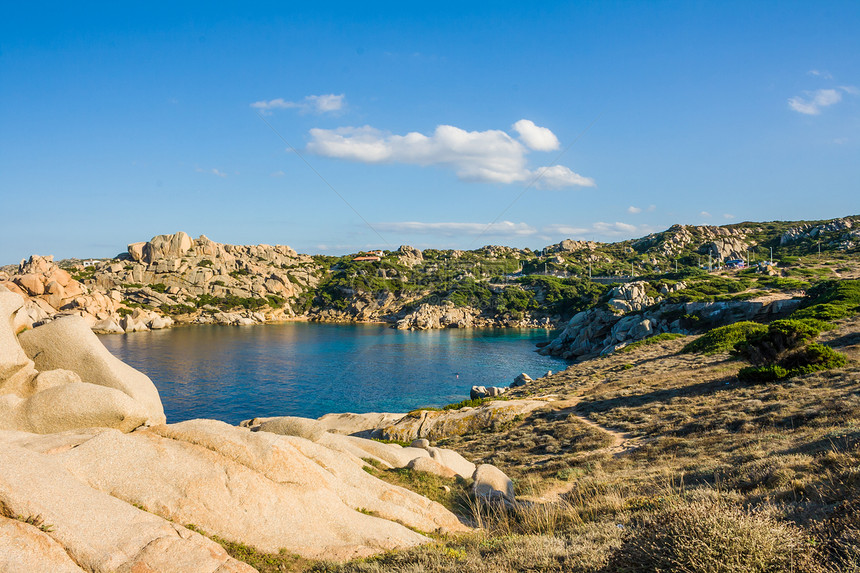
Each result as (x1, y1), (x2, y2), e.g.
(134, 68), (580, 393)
(397, 245), (424, 267)
(0, 441), (254, 573)
(14, 274), (44, 296)
(92, 318), (125, 334)
(407, 456), (457, 479)
(381, 400), (548, 442)
(49, 422), (458, 559)
(425, 446), (476, 479)
(255, 416), (328, 442)
(0, 516), (86, 573)
(511, 372), (532, 388)
(472, 463), (515, 502)
(18, 315), (166, 425)
(142, 232), (193, 264)
(5, 382), (152, 434)
(0, 293), (38, 395)
(315, 411), (406, 438)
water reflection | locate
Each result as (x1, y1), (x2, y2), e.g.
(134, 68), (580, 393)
(99, 323), (566, 425)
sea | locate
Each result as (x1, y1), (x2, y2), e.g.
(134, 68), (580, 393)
(98, 322), (567, 425)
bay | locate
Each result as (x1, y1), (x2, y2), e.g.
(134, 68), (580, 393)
(99, 322), (567, 425)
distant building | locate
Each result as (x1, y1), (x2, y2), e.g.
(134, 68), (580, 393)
(353, 256), (381, 262)
(725, 259), (745, 269)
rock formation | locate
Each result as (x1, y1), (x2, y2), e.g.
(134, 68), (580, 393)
(0, 291), (163, 433)
(0, 290), (479, 569)
(540, 296), (803, 360)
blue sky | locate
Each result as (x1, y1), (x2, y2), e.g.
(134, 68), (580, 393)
(1, 1), (858, 264)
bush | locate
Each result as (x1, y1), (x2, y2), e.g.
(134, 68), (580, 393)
(681, 322), (767, 355)
(608, 500), (822, 572)
(737, 319), (822, 364)
(792, 279), (860, 321)
(738, 344), (846, 382)
(781, 343), (847, 375)
(738, 364), (789, 383)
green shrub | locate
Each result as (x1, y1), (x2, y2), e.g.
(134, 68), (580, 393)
(781, 343), (847, 375)
(738, 318), (821, 360)
(150, 283), (167, 293)
(738, 364), (789, 383)
(738, 344), (846, 382)
(681, 321), (767, 355)
(792, 279), (860, 321)
(608, 500), (821, 572)
(197, 259), (213, 267)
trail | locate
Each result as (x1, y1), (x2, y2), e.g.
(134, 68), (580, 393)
(522, 397), (644, 503)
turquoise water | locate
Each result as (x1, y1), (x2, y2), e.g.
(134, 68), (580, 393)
(98, 322), (567, 425)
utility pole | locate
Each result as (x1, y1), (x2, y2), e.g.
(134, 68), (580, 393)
(708, 252), (712, 272)
(770, 247), (773, 263)
(589, 261), (592, 279)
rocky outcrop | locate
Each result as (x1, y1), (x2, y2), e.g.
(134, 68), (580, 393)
(607, 281), (656, 313)
(0, 439), (254, 572)
(312, 290), (425, 324)
(396, 301), (480, 330)
(540, 296), (803, 360)
(397, 245), (424, 267)
(1, 307), (476, 565)
(635, 224), (753, 259)
(780, 217), (857, 248)
(378, 399), (549, 442)
(18, 232), (323, 334)
(0, 293), (160, 434)
(545, 239), (600, 253)
(704, 237), (749, 261)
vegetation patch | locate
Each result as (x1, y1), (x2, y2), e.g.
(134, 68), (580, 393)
(681, 321), (767, 355)
(607, 500), (821, 573)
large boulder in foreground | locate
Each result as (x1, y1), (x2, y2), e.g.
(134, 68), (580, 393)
(1, 294), (155, 434)
(0, 441), (253, 572)
(2, 419), (467, 561)
(18, 315), (165, 425)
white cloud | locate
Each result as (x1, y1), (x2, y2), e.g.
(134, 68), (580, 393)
(647, 204), (656, 212)
(723, 213), (736, 220)
(788, 88), (844, 115)
(594, 221), (638, 234)
(543, 224), (590, 236)
(251, 94), (345, 115)
(196, 167), (227, 178)
(808, 70), (833, 79)
(841, 86), (860, 95)
(627, 206), (642, 214)
(512, 119), (560, 151)
(374, 221), (537, 236)
(544, 221), (650, 239)
(308, 121), (593, 188)
(530, 165), (595, 189)
(700, 211), (712, 218)
(270, 170), (286, 177)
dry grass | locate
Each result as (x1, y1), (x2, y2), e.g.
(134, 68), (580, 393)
(217, 313), (860, 572)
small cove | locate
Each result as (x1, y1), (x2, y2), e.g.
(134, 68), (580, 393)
(99, 322), (567, 425)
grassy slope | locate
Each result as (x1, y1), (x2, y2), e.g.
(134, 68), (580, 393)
(198, 257), (860, 572)
(215, 315), (859, 572)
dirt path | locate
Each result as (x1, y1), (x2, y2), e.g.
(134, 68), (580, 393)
(522, 398), (644, 503)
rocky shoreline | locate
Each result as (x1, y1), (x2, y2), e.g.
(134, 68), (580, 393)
(0, 286), (532, 571)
